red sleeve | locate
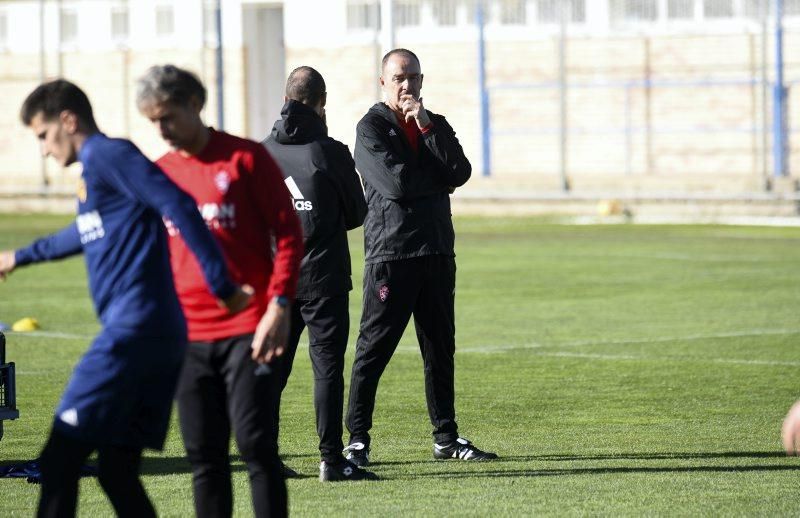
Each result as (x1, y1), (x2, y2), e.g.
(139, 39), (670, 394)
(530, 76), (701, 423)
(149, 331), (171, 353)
(247, 144), (304, 301)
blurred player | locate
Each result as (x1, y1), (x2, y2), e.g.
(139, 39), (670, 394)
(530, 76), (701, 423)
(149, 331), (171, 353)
(262, 66), (376, 481)
(344, 49), (497, 465)
(0, 79), (248, 517)
(136, 65), (303, 517)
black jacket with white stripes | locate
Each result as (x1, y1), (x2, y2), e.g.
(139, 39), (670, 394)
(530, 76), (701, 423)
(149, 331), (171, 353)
(263, 100), (367, 299)
(355, 102), (471, 264)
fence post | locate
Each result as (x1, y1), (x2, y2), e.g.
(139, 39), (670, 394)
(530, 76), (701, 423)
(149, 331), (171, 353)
(773, 0), (789, 177)
(39, 0), (49, 190)
(215, 0), (224, 130)
(477, 2), (491, 177)
(558, 0), (569, 191)
(380, 0), (395, 54)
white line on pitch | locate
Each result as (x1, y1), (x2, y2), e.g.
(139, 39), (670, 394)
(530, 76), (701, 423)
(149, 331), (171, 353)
(396, 328), (800, 354)
(557, 328), (800, 348)
(395, 344), (800, 366)
(529, 351), (800, 367)
(4, 330), (94, 340)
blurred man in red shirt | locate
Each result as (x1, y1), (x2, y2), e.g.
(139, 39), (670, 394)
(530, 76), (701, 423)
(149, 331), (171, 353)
(137, 64), (303, 518)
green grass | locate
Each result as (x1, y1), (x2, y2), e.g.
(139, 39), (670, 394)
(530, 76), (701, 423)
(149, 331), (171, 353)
(1, 214), (800, 515)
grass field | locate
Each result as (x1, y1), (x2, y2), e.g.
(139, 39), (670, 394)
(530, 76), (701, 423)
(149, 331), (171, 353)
(1, 213), (800, 516)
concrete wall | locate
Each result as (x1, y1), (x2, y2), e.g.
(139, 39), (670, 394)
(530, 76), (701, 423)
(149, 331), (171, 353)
(0, 47), (247, 191)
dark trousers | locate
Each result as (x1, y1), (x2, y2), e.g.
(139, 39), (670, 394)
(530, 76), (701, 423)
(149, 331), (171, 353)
(346, 254), (459, 446)
(37, 428), (154, 518)
(176, 334), (287, 518)
(276, 295), (349, 464)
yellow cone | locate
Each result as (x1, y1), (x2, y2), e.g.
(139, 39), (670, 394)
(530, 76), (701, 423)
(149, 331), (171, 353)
(12, 317), (40, 332)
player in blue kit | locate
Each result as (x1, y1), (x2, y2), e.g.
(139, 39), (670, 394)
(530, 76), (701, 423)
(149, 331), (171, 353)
(0, 80), (251, 517)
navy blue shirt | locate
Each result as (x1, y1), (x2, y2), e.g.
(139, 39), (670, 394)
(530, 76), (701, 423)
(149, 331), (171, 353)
(15, 133), (235, 338)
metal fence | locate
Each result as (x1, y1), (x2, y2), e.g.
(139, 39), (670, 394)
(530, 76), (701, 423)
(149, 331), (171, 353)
(416, 0), (799, 188)
(345, 0), (799, 186)
(1, 0), (797, 194)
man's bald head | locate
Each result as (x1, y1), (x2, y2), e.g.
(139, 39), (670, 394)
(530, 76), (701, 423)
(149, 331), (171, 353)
(381, 49), (421, 73)
(285, 66), (326, 109)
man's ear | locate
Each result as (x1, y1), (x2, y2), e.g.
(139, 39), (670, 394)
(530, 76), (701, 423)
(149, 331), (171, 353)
(189, 95), (204, 113)
(320, 92), (327, 109)
(419, 73), (424, 89)
(59, 110), (79, 134)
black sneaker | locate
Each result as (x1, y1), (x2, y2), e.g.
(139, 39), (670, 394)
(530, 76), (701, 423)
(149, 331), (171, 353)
(319, 459), (379, 482)
(281, 461), (300, 479)
(343, 442), (370, 467)
(433, 438), (498, 461)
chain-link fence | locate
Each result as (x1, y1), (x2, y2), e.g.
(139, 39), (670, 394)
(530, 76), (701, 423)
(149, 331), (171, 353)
(468, 0), (798, 188)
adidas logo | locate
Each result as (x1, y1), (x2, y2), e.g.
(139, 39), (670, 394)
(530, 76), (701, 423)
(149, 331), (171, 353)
(284, 176), (313, 211)
(389, 128), (397, 137)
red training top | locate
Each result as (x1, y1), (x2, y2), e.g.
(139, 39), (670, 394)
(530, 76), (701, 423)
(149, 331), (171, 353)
(395, 113), (433, 152)
(157, 129), (304, 342)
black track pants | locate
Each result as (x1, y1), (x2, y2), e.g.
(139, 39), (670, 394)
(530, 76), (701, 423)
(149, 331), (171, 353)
(177, 334), (287, 518)
(276, 295), (350, 464)
(346, 255), (459, 447)
(37, 429), (155, 518)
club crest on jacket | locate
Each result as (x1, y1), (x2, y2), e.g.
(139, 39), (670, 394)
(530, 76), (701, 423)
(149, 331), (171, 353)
(214, 171), (231, 194)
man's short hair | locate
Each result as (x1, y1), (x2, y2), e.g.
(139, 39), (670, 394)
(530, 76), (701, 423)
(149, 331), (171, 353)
(381, 48), (421, 72)
(136, 64), (207, 110)
(20, 79), (96, 126)
(285, 66), (326, 108)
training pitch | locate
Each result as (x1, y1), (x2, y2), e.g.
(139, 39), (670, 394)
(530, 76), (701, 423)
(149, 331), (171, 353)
(1, 214), (799, 515)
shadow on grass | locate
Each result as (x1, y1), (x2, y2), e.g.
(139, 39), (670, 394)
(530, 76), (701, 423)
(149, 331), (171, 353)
(139, 454), (317, 479)
(0, 460), (35, 467)
(376, 451), (799, 480)
(369, 451), (785, 467)
(513, 451), (787, 462)
(408, 464), (800, 479)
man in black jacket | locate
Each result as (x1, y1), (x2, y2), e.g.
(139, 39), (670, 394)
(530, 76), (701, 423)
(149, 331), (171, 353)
(344, 49), (497, 465)
(263, 66), (377, 482)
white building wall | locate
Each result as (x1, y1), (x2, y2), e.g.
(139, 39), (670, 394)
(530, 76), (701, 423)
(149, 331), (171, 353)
(0, 0), (798, 193)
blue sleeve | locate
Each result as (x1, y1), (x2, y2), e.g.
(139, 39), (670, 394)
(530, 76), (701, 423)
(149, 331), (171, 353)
(95, 140), (236, 300)
(14, 223), (82, 266)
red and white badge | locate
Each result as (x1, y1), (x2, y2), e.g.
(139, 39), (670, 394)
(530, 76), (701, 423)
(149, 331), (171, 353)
(378, 284), (390, 302)
(214, 171), (231, 194)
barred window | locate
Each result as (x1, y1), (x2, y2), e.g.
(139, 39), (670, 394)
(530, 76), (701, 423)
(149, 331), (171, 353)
(746, 0), (800, 16)
(786, 0), (800, 15)
(572, 0), (586, 22)
(536, 0), (586, 24)
(0, 11), (7, 49)
(203, 2), (220, 45)
(347, 1), (380, 30)
(395, 0), (421, 27)
(111, 5), (129, 42)
(612, 0), (658, 21)
(432, 0), (458, 26)
(703, 0), (733, 18)
(500, 0), (527, 25)
(668, 0), (694, 19)
(61, 9), (78, 45)
(156, 5), (175, 37)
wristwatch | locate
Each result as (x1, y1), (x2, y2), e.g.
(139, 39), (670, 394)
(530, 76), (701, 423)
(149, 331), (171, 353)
(273, 295), (290, 308)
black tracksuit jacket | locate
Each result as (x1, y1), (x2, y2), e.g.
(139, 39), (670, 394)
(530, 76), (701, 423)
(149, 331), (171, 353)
(354, 103), (471, 264)
(263, 100), (367, 299)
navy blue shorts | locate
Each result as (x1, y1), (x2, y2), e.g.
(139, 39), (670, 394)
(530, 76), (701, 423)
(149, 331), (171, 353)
(52, 328), (186, 450)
